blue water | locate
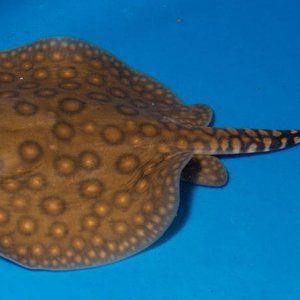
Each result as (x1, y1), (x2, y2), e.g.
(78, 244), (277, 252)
(0, 1), (299, 299)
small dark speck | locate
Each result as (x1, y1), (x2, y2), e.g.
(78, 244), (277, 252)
(176, 17), (183, 23)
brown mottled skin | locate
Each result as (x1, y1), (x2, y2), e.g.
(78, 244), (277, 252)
(0, 38), (299, 270)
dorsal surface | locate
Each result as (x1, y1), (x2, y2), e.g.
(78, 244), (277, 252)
(1, 38), (299, 270)
(0, 38), (204, 269)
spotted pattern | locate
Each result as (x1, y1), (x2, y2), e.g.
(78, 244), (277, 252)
(40, 196), (66, 216)
(59, 98), (85, 115)
(79, 179), (104, 199)
(14, 101), (38, 116)
(52, 122), (75, 141)
(101, 125), (124, 144)
(79, 151), (100, 170)
(115, 154), (140, 174)
(0, 38), (299, 271)
(18, 141), (43, 163)
(54, 155), (77, 176)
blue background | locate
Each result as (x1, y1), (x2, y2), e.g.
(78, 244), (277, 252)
(0, 1), (299, 299)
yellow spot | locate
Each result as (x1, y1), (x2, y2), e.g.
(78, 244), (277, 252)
(152, 215), (161, 224)
(12, 194), (30, 210)
(81, 121), (97, 134)
(136, 228), (146, 238)
(40, 196), (66, 216)
(34, 52), (45, 62)
(72, 237), (85, 250)
(18, 217), (37, 235)
(88, 250), (97, 259)
(53, 122), (74, 141)
(33, 68), (49, 80)
(72, 53), (84, 63)
(94, 202), (111, 217)
(102, 126), (124, 144)
(87, 73), (105, 86)
(92, 235), (104, 247)
(58, 67), (77, 79)
(129, 237), (138, 245)
(143, 201), (154, 213)
(99, 250), (107, 259)
(49, 222), (68, 238)
(55, 156), (76, 176)
(82, 215), (99, 230)
(0, 72), (14, 82)
(1, 178), (20, 192)
(115, 191), (131, 208)
(60, 98), (84, 114)
(31, 244), (44, 257)
(126, 120), (137, 131)
(15, 101), (37, 116)
(142, 124), (158, 137)
(159, 207), (167, 216)
(80, 151), (100, 170)
(129, 135), (142, 146)
(0, 235), (13, 248)
(2, 60), (14, 69)
(107, 241), (117, 252)
(19, 141), (43, 163)
(158, 143), (171, 154)
(133, 214), (145, 225)
(136, 179), (149, 193)
(114, 222), (128, 234)
(27, 174), (46, 190)
(75, 255), (83, 264)
(116, 154), (140, 174)
(49, 245), (61, 257)
(17, 245), (28, 256)
(50, 51), (65, 61)
(80, 179), (103, 198)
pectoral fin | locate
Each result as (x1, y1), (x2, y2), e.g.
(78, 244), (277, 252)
(181, 155), (228, 187)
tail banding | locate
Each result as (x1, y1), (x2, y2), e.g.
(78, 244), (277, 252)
(194, 128), (300, 155)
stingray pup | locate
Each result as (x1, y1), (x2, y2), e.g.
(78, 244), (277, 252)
(0, 38), (299, 270)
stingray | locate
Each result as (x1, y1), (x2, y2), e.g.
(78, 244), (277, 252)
(0, 38), (299, 270)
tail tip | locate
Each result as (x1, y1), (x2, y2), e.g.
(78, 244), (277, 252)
(290, 130), (300, 145)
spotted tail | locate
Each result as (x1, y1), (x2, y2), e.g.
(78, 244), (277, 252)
(193, 128), (300, 155)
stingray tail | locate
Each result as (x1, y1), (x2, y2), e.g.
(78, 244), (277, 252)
(193, 128), (300, 155)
